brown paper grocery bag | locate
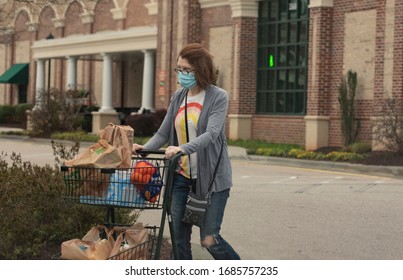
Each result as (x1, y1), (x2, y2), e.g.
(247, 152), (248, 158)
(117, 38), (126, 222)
(61, 226), (115, 260)
(64, 139), (123, 169)
(99, 123), (134, 168)
(64, 139), (121, 196)
(109, 223), (149, 260)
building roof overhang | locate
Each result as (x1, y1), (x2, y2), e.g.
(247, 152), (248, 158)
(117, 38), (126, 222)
(32, 26), (157, 59)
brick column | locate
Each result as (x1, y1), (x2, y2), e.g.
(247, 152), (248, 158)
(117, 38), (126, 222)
(227, 0), (258, 140)
(181, 0), (201, 45)
(393, 0), (403, 99)
(155, 0), (201, 109)
(304, 0), (334, 150)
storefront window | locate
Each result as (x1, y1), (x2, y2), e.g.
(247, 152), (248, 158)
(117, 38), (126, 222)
(257, 0), (309, 115)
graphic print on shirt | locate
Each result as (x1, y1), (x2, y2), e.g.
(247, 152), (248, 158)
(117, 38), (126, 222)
(174, 92), (205, 179)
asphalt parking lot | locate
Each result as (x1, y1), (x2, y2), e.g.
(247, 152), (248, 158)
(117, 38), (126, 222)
(1, 136), (403, 260)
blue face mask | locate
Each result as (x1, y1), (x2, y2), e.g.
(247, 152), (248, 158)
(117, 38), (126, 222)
(178, 72), (197, 89)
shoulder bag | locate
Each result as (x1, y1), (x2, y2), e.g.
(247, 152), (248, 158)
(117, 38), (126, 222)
(181, 91), (223, 227)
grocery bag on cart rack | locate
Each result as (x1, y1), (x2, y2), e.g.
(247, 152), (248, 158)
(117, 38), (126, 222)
(61, 225), (115, 260)
(130, 160), (163, 203)
(99, 123), (134, 168)
(109, 223), (149, 260)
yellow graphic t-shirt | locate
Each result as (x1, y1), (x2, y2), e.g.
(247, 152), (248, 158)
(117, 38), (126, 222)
(174, 91), (205, 179)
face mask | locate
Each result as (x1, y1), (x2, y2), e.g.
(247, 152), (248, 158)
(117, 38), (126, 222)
(178, 72), (197, 89)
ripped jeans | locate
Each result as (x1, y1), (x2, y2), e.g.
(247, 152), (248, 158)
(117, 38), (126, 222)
(169, 173), (240, 260)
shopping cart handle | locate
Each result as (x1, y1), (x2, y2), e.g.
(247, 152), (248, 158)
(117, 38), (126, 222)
(136, 150), (184, 160)
(137, 149), (166, 155)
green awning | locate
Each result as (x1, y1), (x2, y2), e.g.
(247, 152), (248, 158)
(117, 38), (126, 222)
(0, 63), (29, 84)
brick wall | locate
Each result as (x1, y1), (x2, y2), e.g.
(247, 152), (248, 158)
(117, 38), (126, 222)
(393, 0), (403, 99)
(126, 0), (157, 28)
(230, 17), (257, 115)
(326, 0), (382, 146)
(93, 0), (116, 32)
(252, 116), (305, 146)
(306, 7), (333, 116)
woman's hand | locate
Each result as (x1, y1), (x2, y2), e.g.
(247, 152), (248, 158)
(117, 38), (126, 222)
(165, 146), (184, 158)
(132, 143), (144, 155)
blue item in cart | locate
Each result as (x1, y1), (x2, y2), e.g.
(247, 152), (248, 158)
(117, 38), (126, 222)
(106, 171), (145, 207)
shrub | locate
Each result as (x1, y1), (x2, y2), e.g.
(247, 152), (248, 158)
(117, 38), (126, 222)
(0, 142), (135, 259)
(29, 89), (83, 137)
(0, 152), (106, 259)
(14, 103), (33, 124)
(287, 148), (366, 162)
(228, 139), (304, 155)
(372, 97), (403, 154)
(338, 70), (360, 147)
(125, 109), (166, 137)
(0, 105), (15, 123)
(342, 142), (372, 154)
(0, 103), (32, 126)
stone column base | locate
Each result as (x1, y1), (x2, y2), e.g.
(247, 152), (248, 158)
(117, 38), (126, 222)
(26, 110), (33, 131)
(91, 111), (120, 134)
(228, 114), (252, 140)
(304, 115), (330, 150)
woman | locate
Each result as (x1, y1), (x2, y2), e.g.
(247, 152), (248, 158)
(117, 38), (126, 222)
(133, 43), (240, 260)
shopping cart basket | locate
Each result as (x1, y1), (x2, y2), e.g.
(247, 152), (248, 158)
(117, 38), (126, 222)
(60, 150), (181, 259)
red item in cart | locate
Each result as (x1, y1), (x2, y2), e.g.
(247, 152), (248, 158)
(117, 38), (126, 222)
(130, 161), (162, 203)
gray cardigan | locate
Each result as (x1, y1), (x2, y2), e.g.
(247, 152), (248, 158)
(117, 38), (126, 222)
(144, 85), (232, 196)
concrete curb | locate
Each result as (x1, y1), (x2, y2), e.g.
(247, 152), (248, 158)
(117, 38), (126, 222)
(248, 154), (403, 179)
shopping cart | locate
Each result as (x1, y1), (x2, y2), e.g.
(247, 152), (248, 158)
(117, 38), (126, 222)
(60, 150), (181, 260)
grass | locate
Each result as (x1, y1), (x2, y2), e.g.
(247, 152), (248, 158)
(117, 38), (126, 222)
(227, 139), (304, 156)
(48, 132), (301, 155)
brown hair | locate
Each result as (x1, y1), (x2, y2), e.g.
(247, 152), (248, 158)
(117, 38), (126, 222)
(177, 43), (216, 89)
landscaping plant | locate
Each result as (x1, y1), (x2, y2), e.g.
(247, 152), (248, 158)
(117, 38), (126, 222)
(338, 70), (360, 147)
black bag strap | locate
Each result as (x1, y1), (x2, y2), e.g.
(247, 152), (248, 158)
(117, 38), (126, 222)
(184, 91), (223, 193)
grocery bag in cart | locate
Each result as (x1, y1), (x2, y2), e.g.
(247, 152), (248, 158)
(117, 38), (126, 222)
(99, 123), (134, 168)
(63, 139), (123, 200)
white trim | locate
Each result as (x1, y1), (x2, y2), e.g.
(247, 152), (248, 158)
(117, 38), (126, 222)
(32, 27), (158, 59)
(52, 18), (65, 28)
(80, 12), (94, 24)
(111, 8), (128, 20)
(198, 0), (228, 9)
(309, 0), (334, 8)
(229, 0), (259, 18)
(26, 22), (38, 32)
(304, 116), (330, 121)
(145, 1), (158, 15)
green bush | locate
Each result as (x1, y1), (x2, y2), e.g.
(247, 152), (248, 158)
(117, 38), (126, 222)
(287, 148), (366, 162)
(0, 105), (15, 123)
(227, 139), (304, 155)
(343, 142), (372, 154)
(338, 70), (360, 146)
(125, 109), (166, 137)
(29, 89), (83, 137)
(0, 152), (132, 260)
(0, 104), (32, 125)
